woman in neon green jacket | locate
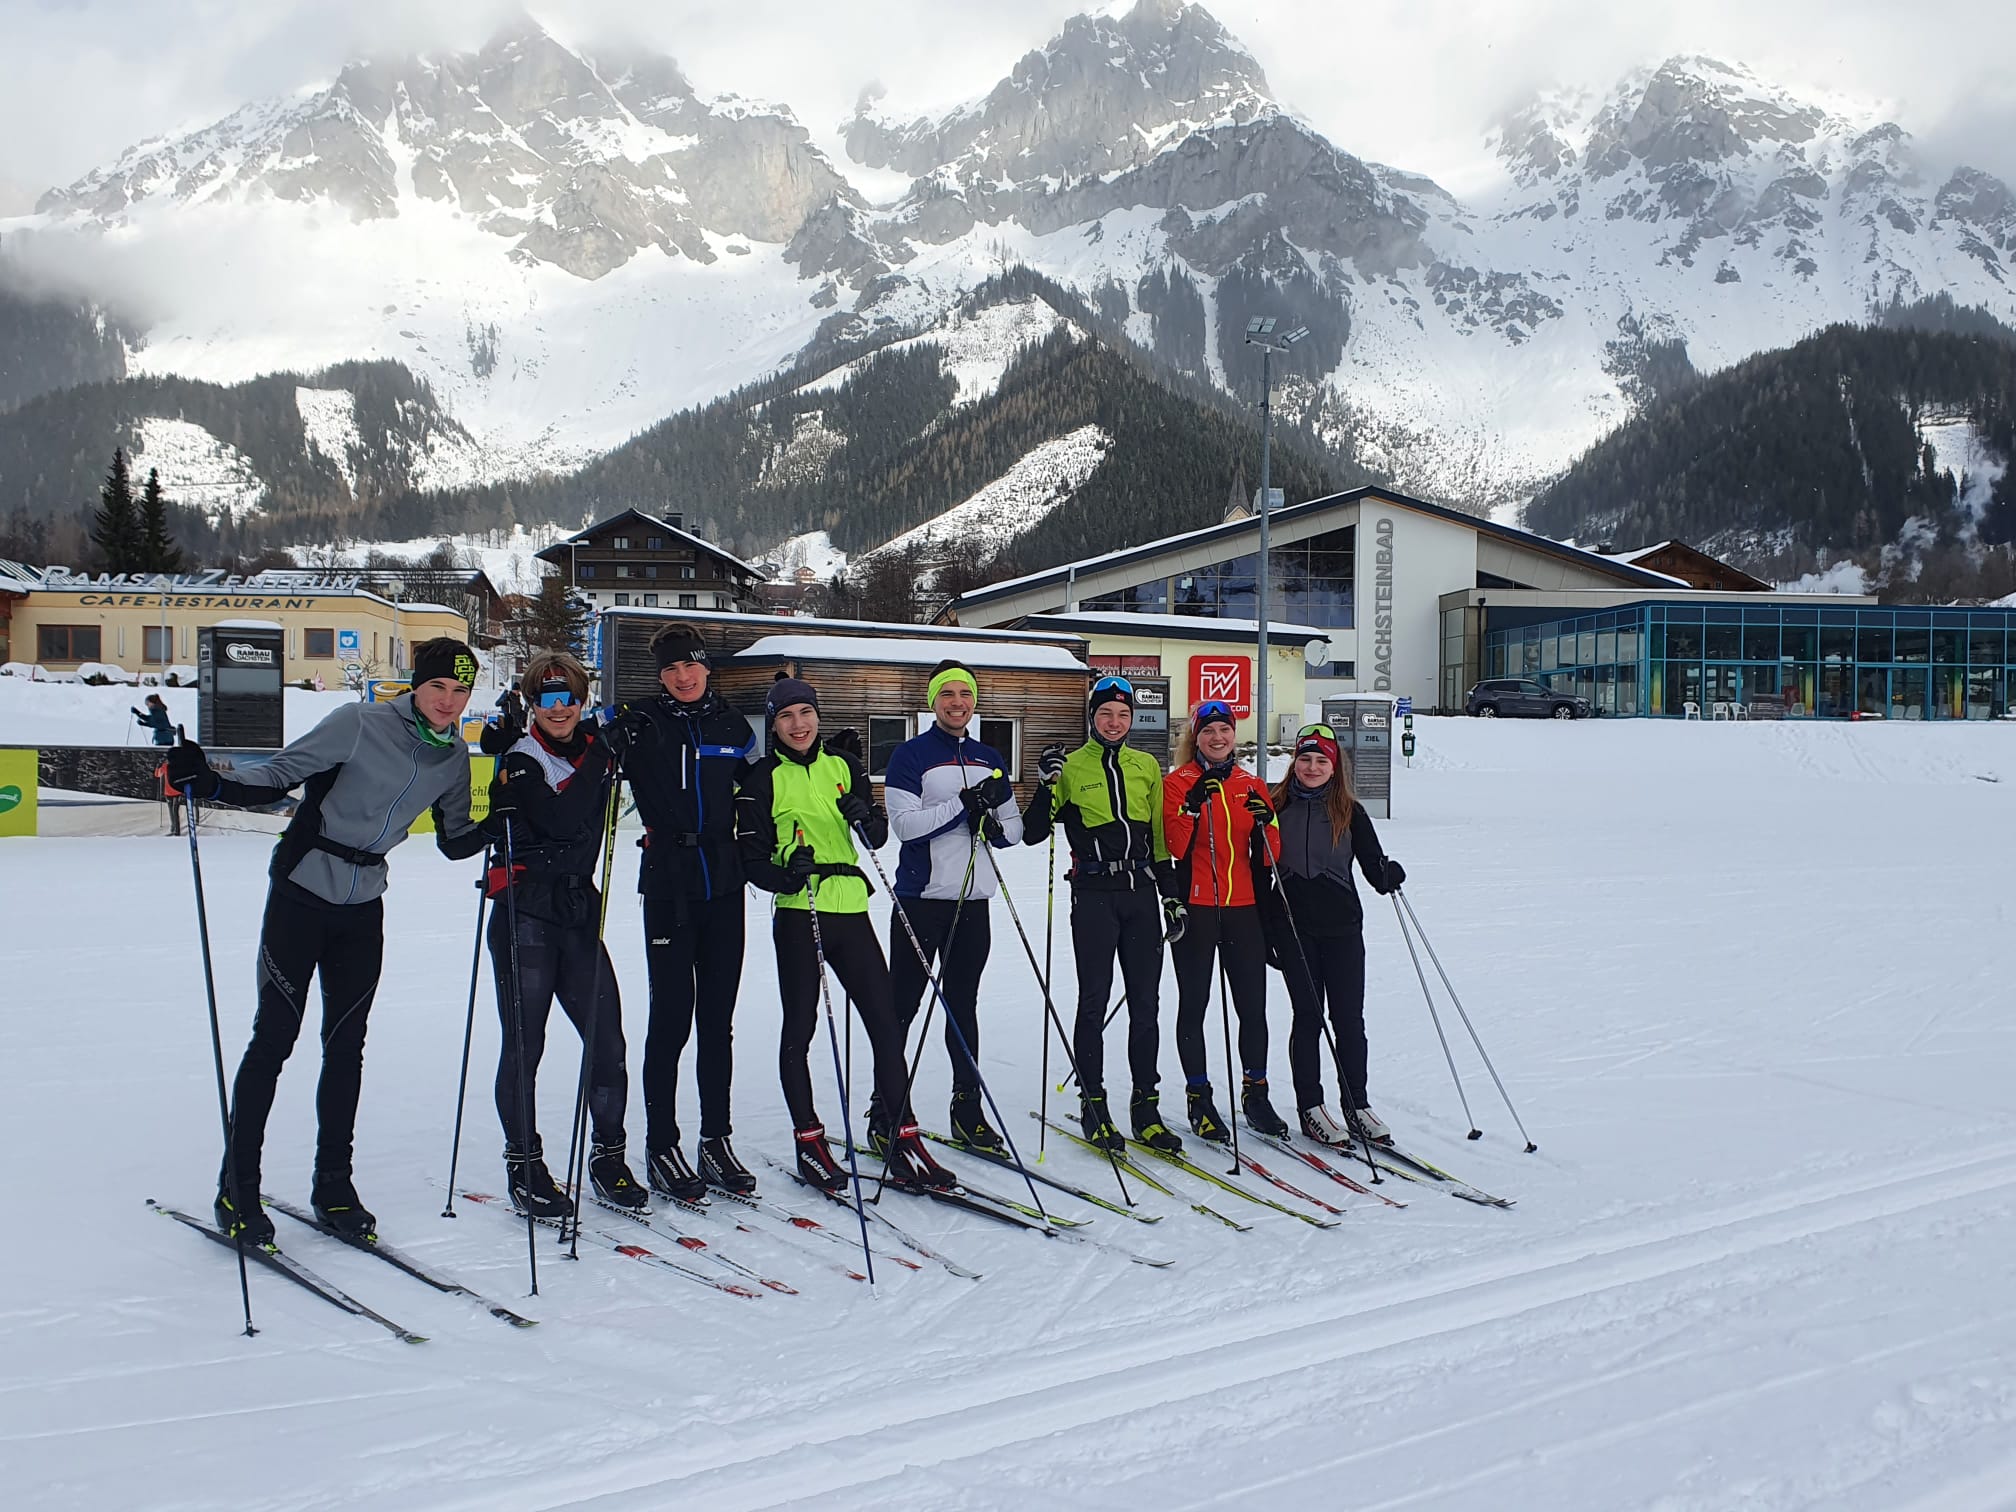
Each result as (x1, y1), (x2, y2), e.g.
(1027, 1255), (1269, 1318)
(736, 675), (954, 1194)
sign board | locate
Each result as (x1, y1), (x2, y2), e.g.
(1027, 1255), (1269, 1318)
(1089, 653), (1163, 678)
(337, 629), (361, 656)
(407, 756), (495, 833)
(1186, 655), (1253, 719)
(0, 748), (37, 837)
(198, 624), (285, 749)
(367, 680), (411, 703)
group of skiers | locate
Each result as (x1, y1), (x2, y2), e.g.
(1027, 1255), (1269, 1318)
(163, 624), (1405, 1248)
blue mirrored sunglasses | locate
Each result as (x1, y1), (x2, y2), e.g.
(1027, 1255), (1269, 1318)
(1091, 675), (1135, 695)
(1194, 699), (1234, 721)
(536, 688), (580, 709)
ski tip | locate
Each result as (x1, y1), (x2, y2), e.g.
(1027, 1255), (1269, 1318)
(398, 1332), (431, 1345)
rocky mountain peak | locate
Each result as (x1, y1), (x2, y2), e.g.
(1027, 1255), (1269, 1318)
(1584, 56), (1839, 181)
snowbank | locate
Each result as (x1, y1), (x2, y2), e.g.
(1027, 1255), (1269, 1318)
(0, 676), (356, 748)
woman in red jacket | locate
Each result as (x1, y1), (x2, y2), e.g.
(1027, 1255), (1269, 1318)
(1162, 700), (1290, 1141)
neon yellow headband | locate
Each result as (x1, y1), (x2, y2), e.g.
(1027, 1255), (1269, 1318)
(928, 667), (977, 706)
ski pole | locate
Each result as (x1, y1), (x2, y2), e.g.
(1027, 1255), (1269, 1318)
(1256, 831), (1380, 1183)
(970, 839), (1134, 1206)
(439, 879), (489, 1218)
(853, 816), (1051, 1224)
(1201, 793), (1242, 1177)
(1389, 892), (1480, 1141)
(499, 815), (540, 1294)
(1038, 824), (1055, 1159)
(179, 759), (257, 1338)
(561, 770), (626, 1259)
(800, 830), (876, 1284)
(1397, 890), (1536, 1152)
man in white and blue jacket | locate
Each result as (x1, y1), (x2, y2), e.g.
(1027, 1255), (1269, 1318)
(881, 660), (1024, 1152)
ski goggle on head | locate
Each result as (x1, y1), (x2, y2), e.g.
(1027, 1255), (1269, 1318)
(1193, 699), (1235, 723)
(1091, 675), (1134, 696)
(1298, 723), (1337, 741)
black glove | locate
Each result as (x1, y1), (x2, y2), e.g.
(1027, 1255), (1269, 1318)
(980, 811), (1006, 845)
(601, 708), (648, 761)
(1378, 858), (1406, 894)
(966, 771), (1013, 810)
(784, 844), (817, 891)
(1244, 790), (1274, 823)
(827, 726), (863, 762)
(165, 736), (214, 794)
(1182, 778), (1219, 816)
(1037, 744), (1066, 784)
(837, 789), (874, 829)
(1162, 898), (1188, 943)
(487, 752), (546, 816)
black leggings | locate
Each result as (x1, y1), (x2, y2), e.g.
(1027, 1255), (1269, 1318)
(488, 906), (627, 1155)
(887, 897), (991, 1095)
(773, 909), (910, 1132)
(1069, 885), (1164, 1096)
(222, 885), (383, 1191)
(1284, 930), (1369, 1110)
(642, 893), (746, 1148)
(1171, 904), (1271, 1086)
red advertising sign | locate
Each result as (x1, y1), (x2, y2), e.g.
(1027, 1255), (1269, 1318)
(1187, 655), (1252, 718)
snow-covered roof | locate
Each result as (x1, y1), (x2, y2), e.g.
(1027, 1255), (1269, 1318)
(212, 618), (284, 629)
(540, 509), (761, 578)
(740, 635), (1089, 672)
(1031, 611), (1332, 640)
(603, 603), (1086, 646)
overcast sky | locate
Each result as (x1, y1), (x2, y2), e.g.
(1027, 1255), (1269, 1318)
(3, 0), (2013, 213)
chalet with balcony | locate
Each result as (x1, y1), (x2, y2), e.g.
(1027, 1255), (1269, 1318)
(536, 510), (762, 615)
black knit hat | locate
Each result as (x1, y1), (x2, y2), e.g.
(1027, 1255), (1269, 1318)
(766, 673), (819, 720)
(1088, 678), (1135, 715)
(653, 626), (711, 670)
(412, 638), (478, 689)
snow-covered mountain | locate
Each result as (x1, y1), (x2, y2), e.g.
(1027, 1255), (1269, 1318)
(7, 1), (2016, 529)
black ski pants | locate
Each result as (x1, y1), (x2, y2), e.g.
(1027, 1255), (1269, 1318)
(488, 906), (627, 1156)
(1284, 929), (1369, 1111)
(773, 909), (910, 1133)
(887, 896), (991, 1097)
(1172, 904), (1271, 1086)
(221, 885), (383, 1192)
(1069, 884), (1163, 1097)
(642, 892), (745, 1150)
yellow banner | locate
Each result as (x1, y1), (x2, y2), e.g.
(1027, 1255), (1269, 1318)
(407, 756), (494, 834)
(0, 748), (37, 838)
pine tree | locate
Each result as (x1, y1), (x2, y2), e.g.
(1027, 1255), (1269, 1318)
(136, 467), (185, 573)
(509, 577), (589, 661)
(91, 449), (140, 572)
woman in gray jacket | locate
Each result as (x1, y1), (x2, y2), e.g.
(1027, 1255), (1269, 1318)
(167, 638), (488, 1247)
(1266, 723), (1405, 1148)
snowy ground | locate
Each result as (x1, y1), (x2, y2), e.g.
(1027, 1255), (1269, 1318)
(0, 679), (360, 750)
(5, 717), (2016, 1509)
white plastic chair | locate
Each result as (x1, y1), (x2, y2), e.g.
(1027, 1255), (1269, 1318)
(1683, 701), (1701, 720)
(1711, 701), (1732, 720)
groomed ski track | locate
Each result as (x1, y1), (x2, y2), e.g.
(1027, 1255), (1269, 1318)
(6, 716), (2016, 1509)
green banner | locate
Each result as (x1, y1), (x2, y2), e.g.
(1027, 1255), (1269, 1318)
(0, 749), (37, 837)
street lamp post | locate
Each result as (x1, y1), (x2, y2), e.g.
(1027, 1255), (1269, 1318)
(1243, 316), (1308, 774)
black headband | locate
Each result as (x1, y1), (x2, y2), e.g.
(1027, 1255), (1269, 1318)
(654, 631), (710, 670)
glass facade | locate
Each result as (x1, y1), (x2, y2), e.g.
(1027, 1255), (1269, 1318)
(1084, 526), (1356, 630)
(1479, 601), (2016, 719)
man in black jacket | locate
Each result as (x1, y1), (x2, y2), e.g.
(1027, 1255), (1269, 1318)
(606, 623), (757, 1200)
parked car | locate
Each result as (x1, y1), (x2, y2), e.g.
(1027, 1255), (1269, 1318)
(1465, 679), (1590, 719)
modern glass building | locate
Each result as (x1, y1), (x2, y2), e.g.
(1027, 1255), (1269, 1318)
(1479, 601), (2016, 719)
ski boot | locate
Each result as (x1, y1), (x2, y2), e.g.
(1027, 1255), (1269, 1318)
(794, 1125), (849, 1194)
(646, 1143), (708, 1205)
(504, 1141), (571, 1220)
(1348, 1106), (1393, 1145)
(890, 1122), (958, 1189)
(1299, 1105), (1351, 1147)
(698, 1136), (757, 1196)
(1186, 1083), (1232, 1144)
(1240, 1076), (1291, 1138)
(310, 1170), (377, 1240)
(1078, 1089), (1125, 1153)
(864, 1094), (898, 1157)
(1129, 1088), (1183, 1153)
(949, 1089), (1005, 1155)
(589, 1144), (648, 1211)
(214, 1185), (276, 1248)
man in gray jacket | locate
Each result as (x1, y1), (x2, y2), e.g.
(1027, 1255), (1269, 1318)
(168, 637), (488, 1245)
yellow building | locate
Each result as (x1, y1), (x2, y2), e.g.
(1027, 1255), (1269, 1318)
(12, 568), (469, 683)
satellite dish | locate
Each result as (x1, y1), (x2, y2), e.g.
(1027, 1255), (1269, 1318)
(1303, 639), (1330, 667)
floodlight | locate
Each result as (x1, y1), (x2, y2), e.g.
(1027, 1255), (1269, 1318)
(1282, 326), (1310, 345)
(1246, 316), (1275, 336)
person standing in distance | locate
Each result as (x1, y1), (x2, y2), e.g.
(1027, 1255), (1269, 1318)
(1266, 723), (1405, 1146)
(605, 623), (758, 1201)
(1163, 700), (1290, 1142)
(1020, 675), (1183, 1154)
(737, 675), (955, 1192)
(482, 652), (645, 1217)
(881, 661), (1024, 1153)
(165, 638), (488, 1245)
